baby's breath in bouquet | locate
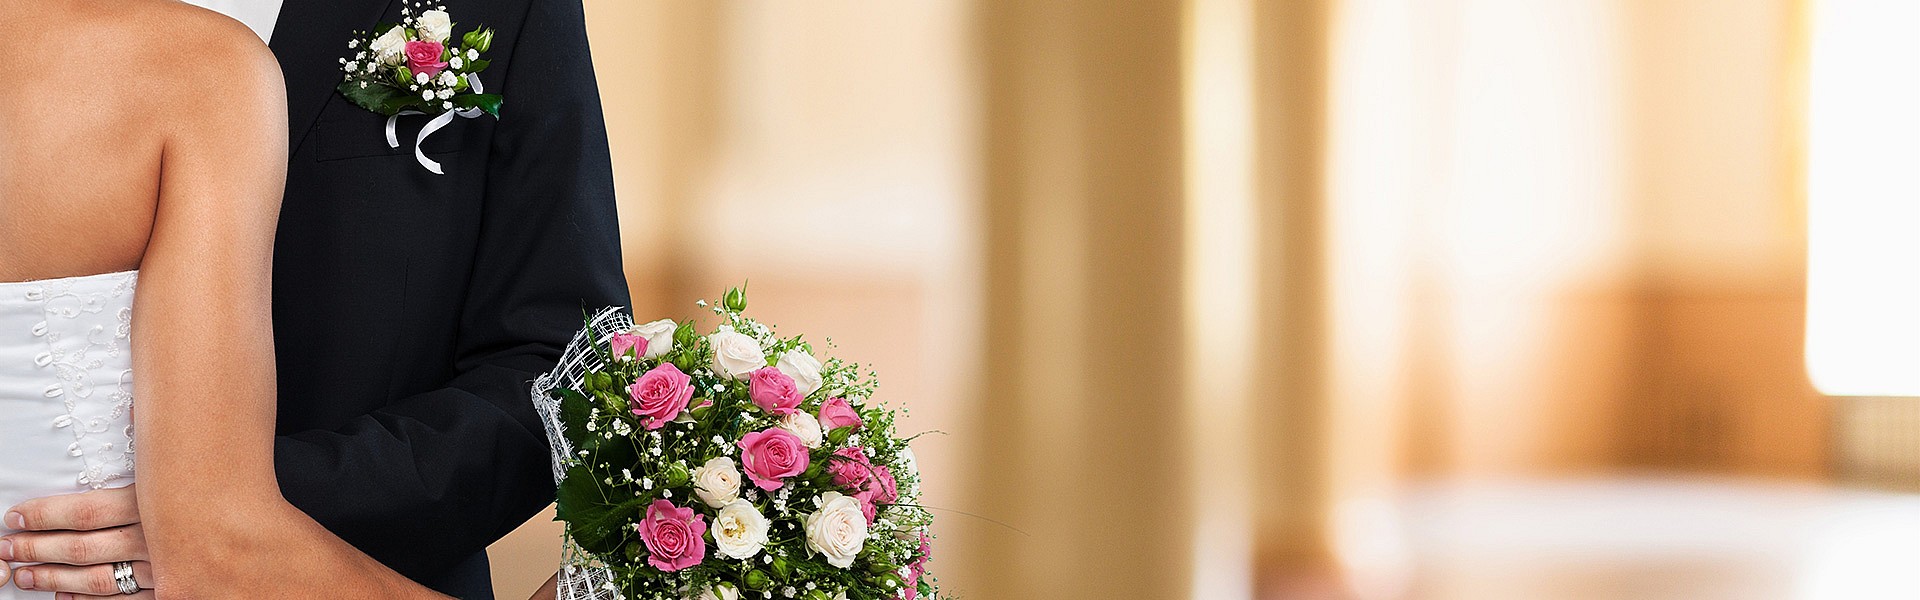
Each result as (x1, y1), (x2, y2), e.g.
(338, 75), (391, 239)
(533, 288), (940, 600)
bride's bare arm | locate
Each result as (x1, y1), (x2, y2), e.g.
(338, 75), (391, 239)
(126, 14), (441, 600)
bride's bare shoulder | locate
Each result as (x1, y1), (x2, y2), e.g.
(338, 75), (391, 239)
(6, 0), (282, 103)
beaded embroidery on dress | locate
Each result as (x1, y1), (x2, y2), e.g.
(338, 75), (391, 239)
(0, 270), (138, 600)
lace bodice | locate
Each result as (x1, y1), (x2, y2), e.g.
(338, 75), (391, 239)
(0, 271), (139, 578)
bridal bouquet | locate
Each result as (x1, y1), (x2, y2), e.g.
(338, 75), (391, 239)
(533, 289), (940, 600)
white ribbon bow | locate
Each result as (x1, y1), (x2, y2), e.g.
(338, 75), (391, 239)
(384, 73), (491, 175)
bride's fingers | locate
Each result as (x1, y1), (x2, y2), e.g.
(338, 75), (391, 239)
(6, 485), (140, 532)
(1, 524), (148, 564)
(12, 560), (151, 595)
(56, 591), (155, 600)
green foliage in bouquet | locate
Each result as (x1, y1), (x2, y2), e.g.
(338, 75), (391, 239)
(551, 287), (941, 600)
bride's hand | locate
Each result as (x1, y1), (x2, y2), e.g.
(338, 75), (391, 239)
(0, 486), (152, 596)
(529, 573), (559, 600)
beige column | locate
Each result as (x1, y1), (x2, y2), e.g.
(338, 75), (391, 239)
(964, 1), (1193, 598)
(1250, 0), (1340, 592)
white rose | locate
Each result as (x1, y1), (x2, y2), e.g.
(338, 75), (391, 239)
(694, 583), (741, 600)
(415, 9), (454, 43)
(632, 319), (677, 359)
(370, 26), (409, 65)
(779, 411), (824, 449)
(775, 350), (824, 397)
(692, 456), (742, 508)
(710, 499), (771, 560)
(804, 492), (870, 568)
(709, 330), (767, 379)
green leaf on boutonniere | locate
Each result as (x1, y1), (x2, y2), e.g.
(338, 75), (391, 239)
(337, 81), (413, 116)
(455, 93), (503, 118)
(464, 58), (491, 73)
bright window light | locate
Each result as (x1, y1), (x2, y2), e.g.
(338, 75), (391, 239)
(1806, 0), (1920, 397)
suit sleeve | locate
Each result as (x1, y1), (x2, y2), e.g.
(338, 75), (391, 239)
(271, 0), (629, 578)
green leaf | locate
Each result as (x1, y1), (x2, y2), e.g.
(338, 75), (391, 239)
(556, 466), (644, 555)
(465, 58), (491, 73)
(336, 81), (410, 116)
(454, 93), (502, 118)
(826, 425), (855, 446)
(555, 388), (594, 448)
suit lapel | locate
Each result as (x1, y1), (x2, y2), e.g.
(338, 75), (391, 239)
(269, 0), (397, 154)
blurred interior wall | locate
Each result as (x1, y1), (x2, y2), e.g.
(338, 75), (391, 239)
(1275, 0), (1821, 594)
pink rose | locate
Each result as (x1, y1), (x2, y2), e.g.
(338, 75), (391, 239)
(405, 40), (447, 77)
(817, 397), (863, 431)
(635, 500), (706, 572)
(826, 447), (873, 490)
(610, 332), (648, 360)
(737, 428), (810, 491)
(869, 463), (899, 505)
(853, 488), (880, 524)
(629, 363), (693, 430)
(748, 367), (803, 416)
(901, 531), (931, 599)
(901, 560), (923, 600)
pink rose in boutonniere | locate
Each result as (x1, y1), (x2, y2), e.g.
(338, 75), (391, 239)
(404, 40), (448, 78)
(335, 6), (500, 174)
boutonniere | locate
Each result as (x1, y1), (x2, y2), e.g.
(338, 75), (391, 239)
(336, 5), (500, 174)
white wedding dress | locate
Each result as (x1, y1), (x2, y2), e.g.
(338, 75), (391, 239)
(0, 271), (139, 599)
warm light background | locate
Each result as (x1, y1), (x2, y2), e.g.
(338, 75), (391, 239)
(477, 1), (1920, 599)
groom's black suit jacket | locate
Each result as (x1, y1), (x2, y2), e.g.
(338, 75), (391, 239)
(264, 1), (627, 597)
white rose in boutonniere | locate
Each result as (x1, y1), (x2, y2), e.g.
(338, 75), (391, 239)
(775, 350), (824, 397)
(632, 319), (677, 359)
(710, 499), (771, 560)
(415, 9), (454, 43)
(804, 492), (870, 568)
(710, 329), (767, 380)
(692, 456), (742, 508)
(369, 25), (409, 65)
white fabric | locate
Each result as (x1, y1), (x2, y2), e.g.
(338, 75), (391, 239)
(0, 271), (139, 600)
(179, 0), (284, 44)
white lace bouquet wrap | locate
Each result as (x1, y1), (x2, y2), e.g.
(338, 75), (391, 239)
(532, 307), (632, 600)
(532, 290), (940, 600)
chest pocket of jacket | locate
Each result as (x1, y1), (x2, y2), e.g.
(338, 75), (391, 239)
(311, 95), (471, 162)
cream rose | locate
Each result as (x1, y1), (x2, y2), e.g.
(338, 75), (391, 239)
(415, 9), (454, 43)
(709, 329), (767, 379)
(632, 319), (677, 359)
(805, 492), (870, 568)
(370, 26), (409, 65)
(775, 350), (824, 397)
(710, 499), (771, 560)
(692, 456), (742, 508)
(779, 411), (824, 449)
(695, 583), (740, 600)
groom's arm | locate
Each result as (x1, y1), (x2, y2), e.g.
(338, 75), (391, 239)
(273, 0), (626, 578)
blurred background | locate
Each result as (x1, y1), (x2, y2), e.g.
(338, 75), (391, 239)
(485, 0), (1920, 598)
